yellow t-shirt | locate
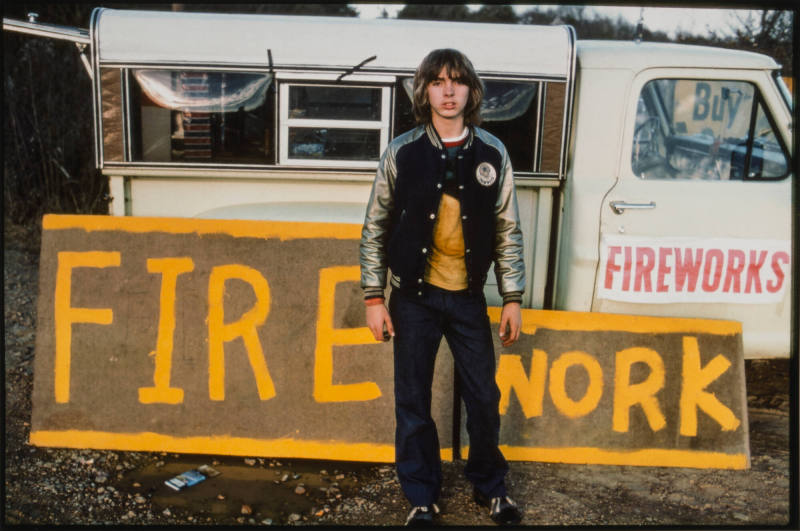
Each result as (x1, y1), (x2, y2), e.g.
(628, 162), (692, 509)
(425, 193), (468, 290)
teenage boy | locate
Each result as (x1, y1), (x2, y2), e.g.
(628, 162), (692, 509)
(360, 48), (524, 526)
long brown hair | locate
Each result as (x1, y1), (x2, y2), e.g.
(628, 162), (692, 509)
(412, 49), (484, 127)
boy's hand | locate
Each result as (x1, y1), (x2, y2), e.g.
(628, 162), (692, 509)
(499, 302), (521, 347)
(366, 303), (394, 342)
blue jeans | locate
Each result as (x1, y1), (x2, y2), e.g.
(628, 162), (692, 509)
(389, 284), (508, 506)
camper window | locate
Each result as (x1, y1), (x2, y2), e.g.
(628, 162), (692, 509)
(632, 78), (789, 181)
(279, 83), (390, 167)
(128, 70), (275, 164)
(396, 78), (543, 174)
(107, 68), (567, 176)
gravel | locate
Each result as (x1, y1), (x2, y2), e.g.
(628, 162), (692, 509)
(4, 221), (792, 526)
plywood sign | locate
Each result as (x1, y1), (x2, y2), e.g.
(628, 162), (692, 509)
(31, 214), (454, 462)
(463, 308), (749, 469)
(32, 214), (748, 469)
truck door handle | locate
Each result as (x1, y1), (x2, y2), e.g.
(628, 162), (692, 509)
(609, 201), (656, 215)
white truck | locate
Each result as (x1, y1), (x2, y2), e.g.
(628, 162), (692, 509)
(5, 8), (794, 358)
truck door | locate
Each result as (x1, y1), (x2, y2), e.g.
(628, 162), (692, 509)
(595, 68), (792, 358)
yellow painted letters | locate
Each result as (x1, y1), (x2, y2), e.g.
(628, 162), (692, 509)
(54, 251), (121, 403)
(207, 264), (274, 401)
(679, 336), (740, 436)
(496, 350), (547, 418)
(612, 347), (666, 432)
(314, 265), (381, 402)
(548, 351), (603, 418)
(139, 258), (194, 404)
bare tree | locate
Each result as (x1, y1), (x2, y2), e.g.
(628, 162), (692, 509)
(3, 4), (104, 225)
(518, 5), (670, 42)
(470, 5), (518, 24)
(729, 10), (793, 74)
(396, 4), (471, 22)
(3, 4), (359, 227)
(201, 4), (358, 16)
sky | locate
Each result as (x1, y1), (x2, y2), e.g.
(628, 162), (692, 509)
(350, 4), (765, 39)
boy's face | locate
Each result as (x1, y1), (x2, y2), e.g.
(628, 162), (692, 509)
(426, 66), (469, 124)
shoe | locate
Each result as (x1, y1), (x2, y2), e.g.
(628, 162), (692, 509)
(405, 503), (440, 526)
(474, 488), (522, 525)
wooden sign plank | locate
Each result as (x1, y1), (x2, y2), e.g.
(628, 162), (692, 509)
(32, 214), (749, 469)
(31, 214), (454, 462)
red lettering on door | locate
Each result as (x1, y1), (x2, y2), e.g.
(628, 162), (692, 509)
(745, 250), (767, 294)
(634, 247), (655, 292)
(622, 246), (632, 291)
(674, 248), (703, 293)
(701, 249), (724, 292)
(605, 246), (622, 289)
(722, 249), (745, 293)
(766, 251), (790, 293)
(656, 247), (672, 293)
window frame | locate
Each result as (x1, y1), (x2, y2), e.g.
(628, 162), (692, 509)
(97, 64), (573, 180)
(771, 70), (793, 112)
(392, 74), (568, 179)
(278, 81), (392, 168)
(630, 75), (791, 182)
(742, 89), (792, 181)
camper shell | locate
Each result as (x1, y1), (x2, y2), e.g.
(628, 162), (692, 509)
(80, 8), (580, 317)
(3, 8), (793, 358)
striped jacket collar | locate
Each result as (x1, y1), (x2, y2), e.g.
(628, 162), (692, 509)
(424, 123), (475, 151)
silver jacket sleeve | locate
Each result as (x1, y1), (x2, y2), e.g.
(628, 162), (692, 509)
(493, 147), (526, 300)
(359, 144), (398, 299)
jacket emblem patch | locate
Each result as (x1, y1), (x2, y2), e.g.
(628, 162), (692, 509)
(475, 162), (497, 187)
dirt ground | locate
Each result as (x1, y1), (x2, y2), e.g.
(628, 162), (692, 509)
(4, 221), (795, 527)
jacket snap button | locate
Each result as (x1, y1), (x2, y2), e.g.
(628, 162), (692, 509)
(462, 215), (467, 220)
(441, 154), (446, 159)
(429, 213), (435, 219)
(417, 278), (423, 284)
(458, 185), (464, 190)
(417, 291), (423, 296)
(466, 248), (471, 253)
(437, 183), (442, 189)
(422, 248), (427, 254)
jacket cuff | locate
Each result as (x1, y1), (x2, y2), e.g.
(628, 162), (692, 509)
(502, 291), (523, 305)
(363, 287), (385, 301)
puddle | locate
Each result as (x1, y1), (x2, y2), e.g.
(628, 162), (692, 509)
(116, 454), (377, 524)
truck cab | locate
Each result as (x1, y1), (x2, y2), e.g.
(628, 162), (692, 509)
(557, 41), (792, 358)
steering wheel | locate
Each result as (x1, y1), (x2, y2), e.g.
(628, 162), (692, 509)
(636, 117), (666, 154)
(633, 117), (667, 172)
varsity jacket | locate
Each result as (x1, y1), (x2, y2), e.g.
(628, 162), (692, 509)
(360, 124), (525, 304)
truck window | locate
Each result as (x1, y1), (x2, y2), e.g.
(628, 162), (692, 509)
(632, 79), (789, 181)
(128, 70), (275, 164)
(395, 78), (540, 173)
(279, 83), (390, 166)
